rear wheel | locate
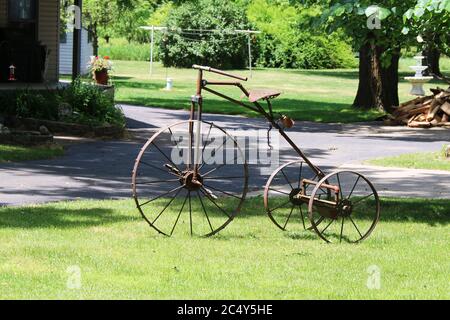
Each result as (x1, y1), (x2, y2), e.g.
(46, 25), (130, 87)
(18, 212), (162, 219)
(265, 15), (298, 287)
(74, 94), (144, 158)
(264, 160), (324, 231)
(308, 171), (381, 243)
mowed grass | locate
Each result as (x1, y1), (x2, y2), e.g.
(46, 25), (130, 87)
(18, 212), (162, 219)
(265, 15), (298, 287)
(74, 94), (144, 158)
(0, 144), (64, 163)
(0, 197), (448, 300)
(111, 58), (450, 123)
(368, 148), (450, 172)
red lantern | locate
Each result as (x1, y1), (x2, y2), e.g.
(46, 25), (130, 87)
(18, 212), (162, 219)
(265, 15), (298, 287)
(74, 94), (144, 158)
(8, 65), (16, 81)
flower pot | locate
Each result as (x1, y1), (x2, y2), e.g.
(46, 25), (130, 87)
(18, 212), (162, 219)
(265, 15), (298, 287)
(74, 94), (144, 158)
(94, 69), (109, 85)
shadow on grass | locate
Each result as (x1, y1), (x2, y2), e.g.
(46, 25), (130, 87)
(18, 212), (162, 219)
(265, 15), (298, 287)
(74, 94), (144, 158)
(0, 206), (133, 229)
(239, 197), (450, 226)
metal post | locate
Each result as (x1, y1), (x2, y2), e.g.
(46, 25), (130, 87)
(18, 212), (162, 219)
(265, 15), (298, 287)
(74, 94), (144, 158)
(247, 31), (252, 78)
(72, 0), (82, 81)
(150, 25), (154, 77)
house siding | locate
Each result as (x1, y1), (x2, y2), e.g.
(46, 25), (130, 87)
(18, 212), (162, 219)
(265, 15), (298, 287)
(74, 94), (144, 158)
(59, 28), (94, 75)
(38, 0), (59, 82)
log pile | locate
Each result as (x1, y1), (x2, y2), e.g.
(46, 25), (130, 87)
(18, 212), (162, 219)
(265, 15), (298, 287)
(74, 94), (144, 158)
(388, 88), (450, 128)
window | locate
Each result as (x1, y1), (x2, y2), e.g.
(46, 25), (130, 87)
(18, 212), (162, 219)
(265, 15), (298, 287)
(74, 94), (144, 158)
(8, 0), (37, 22)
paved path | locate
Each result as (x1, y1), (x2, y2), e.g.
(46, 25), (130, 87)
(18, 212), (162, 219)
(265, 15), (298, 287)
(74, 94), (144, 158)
(1, 105), (449, 206)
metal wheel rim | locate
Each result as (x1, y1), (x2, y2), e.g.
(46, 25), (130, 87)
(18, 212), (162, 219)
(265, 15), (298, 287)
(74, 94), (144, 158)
(308, 171), (380, 243)
(132, 120), (249, 237)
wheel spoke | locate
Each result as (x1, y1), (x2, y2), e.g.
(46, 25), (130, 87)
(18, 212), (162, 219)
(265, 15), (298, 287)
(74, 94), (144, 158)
(283, 206), (295, 229)
(199, 136), (231, 171)
(202, 154), (238, 177)
(280, 169), (294, 189)
(298, 162), (303, 189)
(135, 178), (179, 185)
(203, 175), (244, 181)
(139, 184), (185, 207)
(339, 217), (345, 243)
(152, 187), (182, 224)
(349, 216), (363, 238)
(336, 173), (343, 200)
(170, 192), (189, 236)
(268, 188), (291, 196)
(188, 191), (193, 236)
(321, 219), (335, 234)
(299, 206), (306, 230)
(168, 128), (182, 156)
(197, 191), (214, 233)
(347, 176), (361, 199)
(200, 188), (232, 218)
(352, 193), (374, 206)
(201, 123), (214, 160)
(151, 141), (182, 173)
(269, 199), (292, 214)
(139, 160), (179, 177)
(203, 183), (242, 200)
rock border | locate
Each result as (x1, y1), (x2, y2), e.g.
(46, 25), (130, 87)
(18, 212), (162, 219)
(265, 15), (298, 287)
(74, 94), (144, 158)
(13, 117), (125, 139)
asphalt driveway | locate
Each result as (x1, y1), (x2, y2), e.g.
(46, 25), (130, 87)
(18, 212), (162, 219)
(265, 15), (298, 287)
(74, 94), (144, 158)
(1, 105), (449, 206)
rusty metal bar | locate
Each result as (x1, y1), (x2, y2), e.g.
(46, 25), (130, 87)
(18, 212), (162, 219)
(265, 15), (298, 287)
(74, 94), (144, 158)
(202, 87), (260, 113)
(302, 179), (340, 193)
(193, 65), (248, 81)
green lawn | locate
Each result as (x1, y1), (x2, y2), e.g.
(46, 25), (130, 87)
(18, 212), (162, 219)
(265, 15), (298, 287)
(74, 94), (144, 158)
(368, 146), (450, 172)
(0, 144), (64, 163)
(0, 197), (448, 299)
(110, 58), (450, 123)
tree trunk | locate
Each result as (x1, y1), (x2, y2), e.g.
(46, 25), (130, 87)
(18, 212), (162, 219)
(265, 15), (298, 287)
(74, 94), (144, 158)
(353, 41), (399, 113)
(424, 47), (441, 77)
(92, 23), (99, 56)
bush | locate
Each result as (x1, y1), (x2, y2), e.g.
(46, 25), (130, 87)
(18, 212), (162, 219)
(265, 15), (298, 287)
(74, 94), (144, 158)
(0, 80), (125, 127)
(248, 0), (357, 69)
(159, 0), (251, 69)
(62, 79), (125, 126)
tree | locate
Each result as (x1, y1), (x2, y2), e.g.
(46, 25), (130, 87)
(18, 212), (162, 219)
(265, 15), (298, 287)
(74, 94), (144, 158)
(82, 0), (138, 55)
(403, 0), (450, 78)
(158, 0), (251, 69)
(319, 1), (417, 113)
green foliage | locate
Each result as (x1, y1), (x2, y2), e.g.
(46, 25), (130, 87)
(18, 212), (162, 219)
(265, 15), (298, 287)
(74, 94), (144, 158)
(63, 79), (125, 126)
(248, 0), (357, 69)
(158, 0), (251, 69)
(0, 90), (60, 120)
(0, 81), (125, 127)
(403, 0), (450, 56)
(99, 38), (151, 61)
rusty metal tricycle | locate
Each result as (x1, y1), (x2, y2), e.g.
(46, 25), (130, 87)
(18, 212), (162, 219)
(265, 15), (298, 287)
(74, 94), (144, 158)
(132, 65), (380, 243)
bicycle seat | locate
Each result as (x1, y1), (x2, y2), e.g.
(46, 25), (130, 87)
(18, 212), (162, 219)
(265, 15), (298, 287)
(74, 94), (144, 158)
(247, 89), (282, 103)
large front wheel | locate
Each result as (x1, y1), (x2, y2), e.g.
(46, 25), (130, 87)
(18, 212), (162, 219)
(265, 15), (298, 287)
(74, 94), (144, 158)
(132, 120), (248, 237)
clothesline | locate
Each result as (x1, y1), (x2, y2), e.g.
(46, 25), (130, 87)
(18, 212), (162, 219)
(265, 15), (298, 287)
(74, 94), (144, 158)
(140, 25), (261, 77)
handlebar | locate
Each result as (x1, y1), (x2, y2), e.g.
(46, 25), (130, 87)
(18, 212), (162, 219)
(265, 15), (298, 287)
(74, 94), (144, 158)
(192, 65), (248, 81)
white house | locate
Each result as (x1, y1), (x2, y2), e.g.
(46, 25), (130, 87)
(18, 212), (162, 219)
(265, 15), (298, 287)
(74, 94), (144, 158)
(59, 27), (93, 76)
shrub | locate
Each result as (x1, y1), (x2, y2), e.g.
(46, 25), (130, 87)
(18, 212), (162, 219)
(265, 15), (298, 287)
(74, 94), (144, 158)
(62, 79), (125, 126)
(248, 0), (357, 69)
(0, 80), (125, 127)
(158, 0), (251, 69)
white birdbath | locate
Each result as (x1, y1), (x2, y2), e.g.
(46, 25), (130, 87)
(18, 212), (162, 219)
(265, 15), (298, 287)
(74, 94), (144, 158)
(404, 55), (433, 96)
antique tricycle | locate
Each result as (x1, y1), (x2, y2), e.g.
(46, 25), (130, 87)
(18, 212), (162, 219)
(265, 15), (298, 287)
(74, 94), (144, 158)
(132, 65), (380, 243)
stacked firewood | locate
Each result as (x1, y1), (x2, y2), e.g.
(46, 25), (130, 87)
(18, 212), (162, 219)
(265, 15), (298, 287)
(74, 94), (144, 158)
(388, 88), (450, 128)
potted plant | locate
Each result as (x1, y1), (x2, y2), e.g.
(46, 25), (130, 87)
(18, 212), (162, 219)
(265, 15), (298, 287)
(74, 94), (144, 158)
(88, 56), (113, 85)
